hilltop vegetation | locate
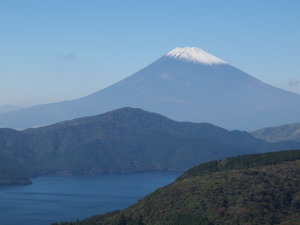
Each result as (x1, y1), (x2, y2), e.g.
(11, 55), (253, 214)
(1, 108), (300, 185)
(52, 150), (300, 225)
(183, 149), (300, 178)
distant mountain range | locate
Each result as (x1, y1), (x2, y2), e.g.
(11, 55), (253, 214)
(53, 150), (300, 225)
(1, 47), (300, 130)
(0, 105), (23, 114)
(252, 122), (300, 142)
(1, 107), (300, 185)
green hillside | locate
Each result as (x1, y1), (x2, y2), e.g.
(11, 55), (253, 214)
(1, 108), (300, 185)
(252, 122), (300, 142)
(0, 128), (34, 184)
(53, 150), (300, 225)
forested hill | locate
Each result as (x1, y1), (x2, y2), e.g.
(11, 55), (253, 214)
(1, 107), (300, 185)
(182, 149), (300, 178)
(55, 149), (300, 225)
(0, 128), (33, 185)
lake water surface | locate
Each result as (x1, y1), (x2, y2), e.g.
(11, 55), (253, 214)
(0, 172), (181, 225)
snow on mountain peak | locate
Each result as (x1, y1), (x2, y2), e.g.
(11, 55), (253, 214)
(166, 47), (227, 65)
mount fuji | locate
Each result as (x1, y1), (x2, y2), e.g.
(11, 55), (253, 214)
(1, 47), (300, 130)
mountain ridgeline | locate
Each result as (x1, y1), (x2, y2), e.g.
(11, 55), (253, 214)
(0, 105), (23, 114)
(252, 122), (300, 143)
(1, 107), (300, 184)
(1, 47), (300, 130)
(53, 150), (300, 225)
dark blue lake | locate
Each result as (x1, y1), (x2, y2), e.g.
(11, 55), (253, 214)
(0, 172), (181, 225)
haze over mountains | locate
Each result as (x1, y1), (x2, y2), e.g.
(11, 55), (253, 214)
(1, 47), (300, 130)
(2, 107), (300, 185)
(0, 105), (23, 114)
(252, 122), (300, 143)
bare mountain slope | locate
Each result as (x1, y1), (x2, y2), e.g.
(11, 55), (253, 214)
(252, 122), (300, 142)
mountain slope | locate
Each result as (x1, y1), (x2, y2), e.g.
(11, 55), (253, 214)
(0, 128), (34, 184)
(57, 150), (300, 225)
(252, 122), (300, 142)
(0, 105), (23, 113)
(1, 47), (300, 130)
(2, 107), (300, 184)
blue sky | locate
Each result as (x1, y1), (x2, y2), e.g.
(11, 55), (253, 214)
(1, 0), (300, 106)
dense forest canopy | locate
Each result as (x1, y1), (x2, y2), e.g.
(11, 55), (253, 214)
(52, 149), (300, 225)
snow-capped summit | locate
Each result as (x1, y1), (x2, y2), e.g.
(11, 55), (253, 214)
(166, 47), (227, 65)
(1, 46), (300, 131)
